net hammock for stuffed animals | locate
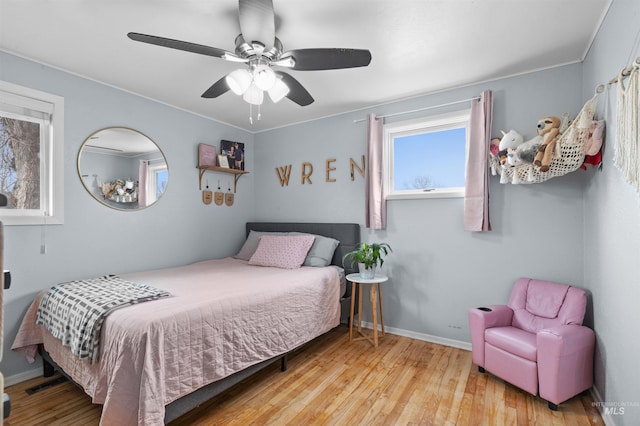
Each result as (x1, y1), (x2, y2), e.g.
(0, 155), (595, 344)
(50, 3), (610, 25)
(490, 93), (599, 184)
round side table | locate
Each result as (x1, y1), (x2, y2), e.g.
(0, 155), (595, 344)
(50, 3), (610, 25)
(346, 273), (389, 348)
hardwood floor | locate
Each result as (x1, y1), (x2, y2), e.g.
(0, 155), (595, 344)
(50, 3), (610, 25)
(5, 325), (603, 425)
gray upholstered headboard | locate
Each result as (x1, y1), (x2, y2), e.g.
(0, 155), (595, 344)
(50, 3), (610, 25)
(245, 222), (360, 275)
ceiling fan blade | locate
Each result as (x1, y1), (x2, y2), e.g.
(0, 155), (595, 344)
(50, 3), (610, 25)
(285, 48), (372, 71)
(128, 32), (239, 60)
(275, 72), (314, 106)
(201, 77), (230, 98)
(238, 0), (275, 49)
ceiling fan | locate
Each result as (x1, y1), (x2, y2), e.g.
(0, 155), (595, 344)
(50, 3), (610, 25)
(127, 0), (372, 111)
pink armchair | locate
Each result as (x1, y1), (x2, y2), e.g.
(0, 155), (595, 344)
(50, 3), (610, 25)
(468, 278), (595, 410)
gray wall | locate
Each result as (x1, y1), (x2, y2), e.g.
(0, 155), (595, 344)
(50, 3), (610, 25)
(254, 64), (586, 344)
(0, 51), (256, 378)
(581, 0), (640, 424)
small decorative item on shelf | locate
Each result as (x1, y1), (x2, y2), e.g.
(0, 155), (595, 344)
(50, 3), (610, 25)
(342, 242), (392, 279)
(198, 143), (217, 167)
(218, 154), (229, 168)
(221, 140), (245, 171)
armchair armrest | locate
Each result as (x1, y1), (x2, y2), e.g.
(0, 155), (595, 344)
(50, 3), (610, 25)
(538, 325), (595, 356)
(468, 305), (513, 367)
(537, 325), (596, 405)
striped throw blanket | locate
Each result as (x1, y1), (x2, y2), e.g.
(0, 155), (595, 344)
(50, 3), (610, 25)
(36, 275), (170, 363)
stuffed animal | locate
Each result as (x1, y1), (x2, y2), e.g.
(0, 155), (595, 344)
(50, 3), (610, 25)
(489, 137), (501, 157)
(99, 182), (115, 199)
(533, 116), (561, 172)
(581, 120), (605, 170)
(506, 135), (543, 166)
(581, 151), (602, 170)
(585, 120), (605, 156)
(498, 130), (523, 165)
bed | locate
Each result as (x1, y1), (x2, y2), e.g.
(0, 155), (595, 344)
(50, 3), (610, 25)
(12, 222), (360, 425)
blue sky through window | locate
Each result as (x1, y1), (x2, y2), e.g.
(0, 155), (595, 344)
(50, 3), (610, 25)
(393, 127), (466, 190)
(156, 170), (168, 198)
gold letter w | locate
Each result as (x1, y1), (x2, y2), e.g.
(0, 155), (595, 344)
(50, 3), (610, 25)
(276, 165), (292, 186)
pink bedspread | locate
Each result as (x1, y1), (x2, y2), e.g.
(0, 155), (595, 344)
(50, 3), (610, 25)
(12, 258), (341, 425)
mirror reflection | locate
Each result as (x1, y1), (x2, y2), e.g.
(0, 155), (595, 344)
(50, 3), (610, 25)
(78, 127), (168, 210)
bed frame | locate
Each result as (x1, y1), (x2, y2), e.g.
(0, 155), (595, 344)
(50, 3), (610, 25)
(40, 221), (360, 424)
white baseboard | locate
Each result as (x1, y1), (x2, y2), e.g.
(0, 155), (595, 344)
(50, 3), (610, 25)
(590, 386), (617, 426)
(4, 367), (42, 387)
(358, 321), (472, 351)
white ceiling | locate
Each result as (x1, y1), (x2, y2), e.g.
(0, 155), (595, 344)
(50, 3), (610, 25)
(0, 0), (611, 132)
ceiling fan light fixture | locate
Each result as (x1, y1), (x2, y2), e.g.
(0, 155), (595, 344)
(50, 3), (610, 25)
(268, 78), (290, 103)
(253, 64), (276, 91)
(226, 69), (252, 95)
(243, 83), (264, 105)
(128, 0), (372, 122)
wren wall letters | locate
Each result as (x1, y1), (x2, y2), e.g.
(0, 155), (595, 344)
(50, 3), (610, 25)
(275, 155), (365, 187)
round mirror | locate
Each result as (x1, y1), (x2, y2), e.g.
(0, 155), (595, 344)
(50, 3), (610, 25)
(78, 127), (169, 210)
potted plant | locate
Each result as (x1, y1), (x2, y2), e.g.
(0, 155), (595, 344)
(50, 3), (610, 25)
(342, 242), (392, 279)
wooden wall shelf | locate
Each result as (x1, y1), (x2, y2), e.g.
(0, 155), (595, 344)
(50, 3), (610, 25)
(197, 166), (248, 193)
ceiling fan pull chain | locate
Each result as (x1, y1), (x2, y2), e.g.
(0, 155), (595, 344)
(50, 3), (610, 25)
(258, 103), (261, 121)
(249, 103), (253, 124)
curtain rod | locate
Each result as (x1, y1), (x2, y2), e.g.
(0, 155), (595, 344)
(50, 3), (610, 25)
(607, 56), (640, 85)
(353, 96), (480, 124)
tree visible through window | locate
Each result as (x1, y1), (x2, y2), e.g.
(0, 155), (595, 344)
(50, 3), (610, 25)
(0, 116), (41, 209)
(0, 80), (64, 225)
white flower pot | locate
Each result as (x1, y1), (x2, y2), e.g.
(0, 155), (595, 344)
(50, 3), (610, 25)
(358, 263), (376, 279)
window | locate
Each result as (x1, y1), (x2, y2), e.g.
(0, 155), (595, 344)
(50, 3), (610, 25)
(0, 81), (64, 225)
(383, 110), (469, 199)
(148, 163), (168, 204)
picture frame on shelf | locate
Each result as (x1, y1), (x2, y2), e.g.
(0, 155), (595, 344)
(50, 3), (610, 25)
(217, 154), (230, 168)
(221, 140), (245, 171)
(198, 143), (217, 167)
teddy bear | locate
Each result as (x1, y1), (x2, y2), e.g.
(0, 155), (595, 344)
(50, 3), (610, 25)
(533, 116), (561, 172)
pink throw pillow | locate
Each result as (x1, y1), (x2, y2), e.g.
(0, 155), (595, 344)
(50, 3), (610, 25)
(249, 235), (315, 269)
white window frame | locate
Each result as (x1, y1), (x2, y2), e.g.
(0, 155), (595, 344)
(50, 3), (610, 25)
(0, 80), (64, 225)
(383, 110), (470, 200)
